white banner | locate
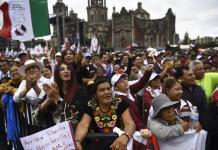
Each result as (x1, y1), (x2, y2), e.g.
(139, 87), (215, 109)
(90, 35), (98, 53)
(158, 129), (207, 150)
(9, 0), (34, 41)
(20, 121), (75, 150)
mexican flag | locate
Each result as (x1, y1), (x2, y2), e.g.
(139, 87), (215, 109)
(0, 0), (50, 41)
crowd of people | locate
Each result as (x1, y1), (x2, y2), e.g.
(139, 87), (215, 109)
(0, 41), (218, 150)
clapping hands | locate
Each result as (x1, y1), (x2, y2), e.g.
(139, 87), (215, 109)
(43, 83), (60, 103)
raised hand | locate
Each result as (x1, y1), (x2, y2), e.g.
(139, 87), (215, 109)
(50, 48), (56, 59)
(145, 64), (154, 72)
(43, 83), (60, 103)
(194, 122), (202, 132)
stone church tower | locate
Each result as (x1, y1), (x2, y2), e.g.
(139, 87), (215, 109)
(86, 0), (110, 47)
(52, 0), (68, 47)
(51, 0), (85, 50)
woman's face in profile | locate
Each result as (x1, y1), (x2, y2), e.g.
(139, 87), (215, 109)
(96, 82), (112, 105)
(59, 63), (71, 81)
(166, 82), (183, 101)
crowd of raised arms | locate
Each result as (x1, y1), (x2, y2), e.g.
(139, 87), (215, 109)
(0, 41), (218, 150)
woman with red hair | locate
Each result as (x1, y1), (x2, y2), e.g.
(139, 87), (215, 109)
(32, 62), (88, 129)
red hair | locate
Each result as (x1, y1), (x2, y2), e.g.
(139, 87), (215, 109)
(54, 62), (79, 104)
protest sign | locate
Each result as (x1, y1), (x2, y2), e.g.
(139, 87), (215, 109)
(20, 121), (75, 150)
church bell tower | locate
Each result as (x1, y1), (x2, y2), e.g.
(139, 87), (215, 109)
(86, 0), (109, 46)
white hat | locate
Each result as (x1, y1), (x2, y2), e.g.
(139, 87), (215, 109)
(18, 59), (44, 76)
(196, 55), (202, 60)
(149, 72), (160, 82)
(14, 58), (20, 62)
(40, 56), (46, 63)
(111, 73), (128, 87)
(55, 52), (62, 57)
(84, 52), (91, 58)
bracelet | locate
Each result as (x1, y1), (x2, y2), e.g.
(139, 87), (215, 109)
(121, 132), (131, 142)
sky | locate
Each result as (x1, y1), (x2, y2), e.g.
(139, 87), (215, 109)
(0, 0), (218, 40)
(47, 0), (218, 39)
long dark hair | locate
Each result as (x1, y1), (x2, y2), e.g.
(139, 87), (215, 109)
(54, 62), (79, 104)
(61, 49), (75, 62)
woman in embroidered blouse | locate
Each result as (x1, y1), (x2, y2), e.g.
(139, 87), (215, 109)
(75, 78), (136, 150)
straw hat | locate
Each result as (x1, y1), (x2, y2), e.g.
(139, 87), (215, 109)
(18, 59), (44, 76)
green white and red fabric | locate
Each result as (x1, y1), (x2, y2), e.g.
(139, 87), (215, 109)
(0, 0), (50, 41)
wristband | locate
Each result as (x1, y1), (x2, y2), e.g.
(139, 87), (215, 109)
(121, 132), (131, 142)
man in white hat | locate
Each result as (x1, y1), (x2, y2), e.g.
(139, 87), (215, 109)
(13, 59), (53, 105)
(111, 64), (154, 149)
(111, 66), (153, 126)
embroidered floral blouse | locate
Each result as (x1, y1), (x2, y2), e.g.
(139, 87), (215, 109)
(85, 98), (129, 133)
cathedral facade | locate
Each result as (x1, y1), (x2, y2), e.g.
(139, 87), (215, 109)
(52, 0), (177, 50)
(112, 2), (176, 49)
